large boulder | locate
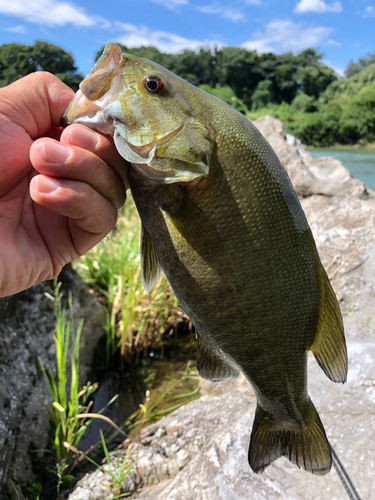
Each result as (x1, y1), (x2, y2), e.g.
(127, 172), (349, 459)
(69, 341), (375, 500)
(67, 117), (375, 500)
(0, 265), (106, 495)
(255, 115), (367, 198)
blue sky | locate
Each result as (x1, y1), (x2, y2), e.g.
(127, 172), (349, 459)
(0, 0), (374, 77)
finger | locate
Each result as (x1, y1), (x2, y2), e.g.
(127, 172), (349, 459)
(30, 175), (118, 255)
(61, 124), (130, 187)
(0, 72), (74, 138)
(0, 73), (73, 195)
(30, 138), (126, 209)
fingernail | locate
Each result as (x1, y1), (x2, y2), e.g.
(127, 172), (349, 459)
(44, 141), (71, 164)
(68, 126), (99, 150)
(37, 176), (60, 193)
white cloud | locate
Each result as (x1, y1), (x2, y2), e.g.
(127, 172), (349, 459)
(326, 39), (341, 46)
(363, 5), (375, 17)
(197, 4), (245, 22)
(323, 59), (344, 76)
(115, 24), (222, 53)
(5, 25), (26, 33)
(149, 0), (188, 9)
(294, 0), (343, 13)
(222, 9), (245, 22)
(242, 19), (335, 53)
(0, 0), (108, 27)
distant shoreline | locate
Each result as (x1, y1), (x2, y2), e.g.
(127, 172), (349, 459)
(305, 143), (375, 151)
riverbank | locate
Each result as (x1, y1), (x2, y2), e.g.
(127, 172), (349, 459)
(306, 142), (375, 150)
(306, 146), (375, 190)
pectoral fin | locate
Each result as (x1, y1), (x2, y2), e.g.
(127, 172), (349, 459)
(310, 267), (347, 383)
(196, 334), (240, 381)
(140, 224), (163, 292)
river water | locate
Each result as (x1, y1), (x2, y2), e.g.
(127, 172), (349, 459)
(307, 148), (375, 190)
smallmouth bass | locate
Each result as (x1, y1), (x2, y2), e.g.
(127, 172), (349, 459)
(63, 43), (347, 475)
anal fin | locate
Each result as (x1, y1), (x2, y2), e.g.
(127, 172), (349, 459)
(140, 223), (163, 292)
(196, 334), (240, 382)
(310, 268), (347, 383)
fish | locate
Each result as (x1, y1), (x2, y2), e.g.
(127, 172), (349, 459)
(63, 42), (348, 476)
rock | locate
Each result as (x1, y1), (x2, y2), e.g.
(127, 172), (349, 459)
(254, 115), (367, 198)
(65, 470), (113, 500)
(175, 450), (189, 469)
(67, 117), (375, 499)
(69, 341), (375, 500)
(0, 265), (106, 495)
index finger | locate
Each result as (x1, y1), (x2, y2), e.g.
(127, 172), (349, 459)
(0, 73), (74, 196)
(0, 72), (74, 138)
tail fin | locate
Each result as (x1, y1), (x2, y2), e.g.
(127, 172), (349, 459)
(249, 402), (332, 476)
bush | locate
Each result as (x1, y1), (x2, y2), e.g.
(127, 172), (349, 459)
(251, 80), (273, 110)
(199, 84), (248, 114)
(290, 92), (317, 113)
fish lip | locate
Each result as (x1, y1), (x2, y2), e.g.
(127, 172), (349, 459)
(62, 89), (103, 127)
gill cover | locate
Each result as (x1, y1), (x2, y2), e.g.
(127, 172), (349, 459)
(63, 42), (215, 184)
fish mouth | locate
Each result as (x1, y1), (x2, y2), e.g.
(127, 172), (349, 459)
(123, 123), (184, 158)
(62, 90), (102, 127)
(62, 42), (126, 133)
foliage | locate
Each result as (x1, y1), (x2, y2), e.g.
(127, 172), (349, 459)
(199, 84), (248, 114)
(248, 61), (375, 146)
(85, 431), (133, 498)
(0, 41), (83, 89)
(74, 198), (182, 367)
(345, 52), (375, 79)
(39, 281), (99, 466)
(290, 91), (317, 113)
(22, 482), (42, 500)
(251, 80), (273, 110)
(126, 361), (200, 434)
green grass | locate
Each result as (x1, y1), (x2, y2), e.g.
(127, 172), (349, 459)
(73, 197), (181, 367)
(39, 281), (122, 485)
(40, 281), (97, 467)
(85, 430), (133, 498)
(126, 361), (201, 435)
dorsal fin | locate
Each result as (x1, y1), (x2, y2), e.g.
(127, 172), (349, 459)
(140, 223), (163, 292)
(310, 266), (347, 383)
(196, 333), (240, 382)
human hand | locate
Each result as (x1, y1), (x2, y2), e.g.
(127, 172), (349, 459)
(0, 72), (129, 297)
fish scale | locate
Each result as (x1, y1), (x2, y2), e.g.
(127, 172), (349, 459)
(63, 42), (347, 476)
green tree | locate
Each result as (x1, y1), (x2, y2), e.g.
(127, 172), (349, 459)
(199, 84), (248, 114)
(344, 52), (375, 79)
(0, 41), (83, 90)
(290, 91), (317, 113)
(251, 80), (273, 110)
(217, 46), (261, 104)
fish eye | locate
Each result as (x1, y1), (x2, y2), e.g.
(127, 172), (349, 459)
(142, 75), (165, 94)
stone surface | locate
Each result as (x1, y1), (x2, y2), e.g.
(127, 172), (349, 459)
(0, 265), (106, 495)
(69, 341), (375, 500)
(254, 115), (367, 198)
(67, 117), (375, 500)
